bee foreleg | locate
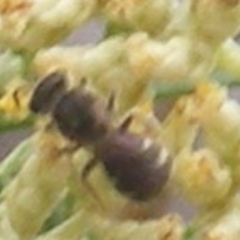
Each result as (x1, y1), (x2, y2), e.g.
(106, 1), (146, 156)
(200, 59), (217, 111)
(59, 143), (82, 155)
(81, 158), (107, 212)
(12, 89), (21, 108)
(81, 157), (98, 180)
(106, 91), (115, 112)
(79, 77), (87, 88)
(118, 114), (133, 132)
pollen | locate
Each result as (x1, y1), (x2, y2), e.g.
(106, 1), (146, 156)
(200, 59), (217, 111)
(0, 0), (32, 15)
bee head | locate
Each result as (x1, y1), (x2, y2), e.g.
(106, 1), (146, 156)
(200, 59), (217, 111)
(29, 71), (67, 114)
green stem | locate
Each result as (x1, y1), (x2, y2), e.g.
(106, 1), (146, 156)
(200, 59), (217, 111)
(211, 70), (240, 88)
(183, 224), (197, 240)
(154, 82), (194, 101)
(104, 22), (133, 38)
(154, 71), (240, 101)
(0, 117), (33, 134)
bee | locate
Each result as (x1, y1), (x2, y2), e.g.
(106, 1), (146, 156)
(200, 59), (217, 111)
(30, 72), (111, 145)
(29, 72), (171, 202)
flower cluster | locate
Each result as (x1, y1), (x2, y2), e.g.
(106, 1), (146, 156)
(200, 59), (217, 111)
(1, 0), (240, 239)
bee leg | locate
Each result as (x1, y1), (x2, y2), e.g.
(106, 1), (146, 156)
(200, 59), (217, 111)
(81, 158), (107, 212)
(80, 77), (87, 88)
(60, 143), (81, 155)
(12, 89), (21, 108)
(43, 120), (55, 131)
(106, 91), (115, 112)
(118, 114), (133, 132)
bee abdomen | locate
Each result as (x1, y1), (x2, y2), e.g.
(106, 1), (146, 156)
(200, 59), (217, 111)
(115, 159), (171, 201)
(96, 132), (171, 201)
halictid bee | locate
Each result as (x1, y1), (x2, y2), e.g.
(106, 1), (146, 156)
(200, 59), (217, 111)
(29, 71), (171, 202)
(30, 72), (111, 144)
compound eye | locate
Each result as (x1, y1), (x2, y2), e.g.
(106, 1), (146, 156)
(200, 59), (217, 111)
(29, 71), (67, 114)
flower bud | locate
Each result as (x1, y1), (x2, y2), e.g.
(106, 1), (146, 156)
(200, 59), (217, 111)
(125, 33), (191, 82)
(161, 96), (199, 156)
(190, 0), (240, 42)
(173, 148), (232, 206)
(100, 0), (172, 35)
(216, 39), (240, 80)
(193, 84), (240, 170)
(197, 196), (240, 240)
(36, 210), (184, 240)
(0, 0), (97, 52)
(0, 51), (24, 90)
(4, 132), (71, 239)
